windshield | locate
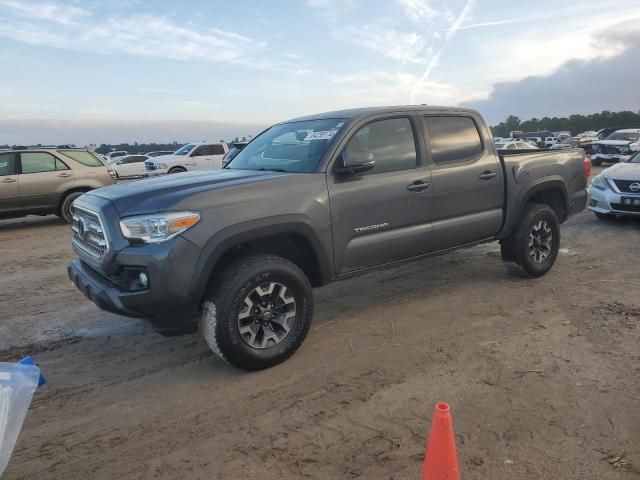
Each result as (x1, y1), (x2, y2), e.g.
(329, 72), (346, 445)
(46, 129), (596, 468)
(628, 152), (640, 163)
(174, 143), (195, 155)
(227, 119), (346, 173)
(606, 131), (640, 142)
(495, 143), (505, 149)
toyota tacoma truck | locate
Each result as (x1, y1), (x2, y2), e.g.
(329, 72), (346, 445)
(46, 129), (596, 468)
(68, 106), (588, 370)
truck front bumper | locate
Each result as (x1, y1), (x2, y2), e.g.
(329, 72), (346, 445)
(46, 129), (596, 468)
(68, 236), (202, 333)
(588, 186), (640, 216)
(592, 153), (631, 163)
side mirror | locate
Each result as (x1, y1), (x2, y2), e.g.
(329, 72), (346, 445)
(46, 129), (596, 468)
(336, 151), (375, 175)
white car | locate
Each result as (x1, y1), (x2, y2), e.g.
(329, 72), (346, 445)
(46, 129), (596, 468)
(495, 141), (539, 150)
(591, 129), (640, 165)
(588, 152), (640, 218)
(103, 150), (128, 162)
(145, 142), (229, 176)
(109, 154), (150, 179)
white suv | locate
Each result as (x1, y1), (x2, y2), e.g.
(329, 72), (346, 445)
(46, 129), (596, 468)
(145, 142), (229, 176)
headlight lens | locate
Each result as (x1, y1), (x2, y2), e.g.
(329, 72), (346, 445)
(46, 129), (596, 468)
(119, 211), (200, 243)
(155, 163), (167, 169)
(590, 175), (608, 191)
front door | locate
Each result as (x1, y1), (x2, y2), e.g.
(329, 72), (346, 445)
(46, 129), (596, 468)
(18, 152), (74, 212)
(421, 114), (504, 251)
(327, 115), (433, 274)
(0, 152), (21, 216)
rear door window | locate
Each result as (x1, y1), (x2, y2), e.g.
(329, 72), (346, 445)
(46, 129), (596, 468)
(0, 152), (17, 176)
(424, 116), (483, 164)
(60, 150), (104, 167)
(210, 144), (225, 155)
(20, 152), (68, 174)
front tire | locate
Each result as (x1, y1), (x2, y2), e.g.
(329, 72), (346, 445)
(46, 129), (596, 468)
(501, 203), (560, 278)
(168, 167), (186, 174)
(201, 254), (313, 371)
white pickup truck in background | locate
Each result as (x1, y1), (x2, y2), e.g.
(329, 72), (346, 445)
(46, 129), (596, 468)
(145, 142), (229, 176)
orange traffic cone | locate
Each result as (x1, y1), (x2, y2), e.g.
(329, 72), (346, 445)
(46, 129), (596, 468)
(422, 402), (460, 480)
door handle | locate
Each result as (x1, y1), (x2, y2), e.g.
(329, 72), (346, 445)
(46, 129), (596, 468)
(2, 177), (17, 183)
(479, 171), (497, 180)
(58, 173), (72, 178)
(407, 181), (431, 192)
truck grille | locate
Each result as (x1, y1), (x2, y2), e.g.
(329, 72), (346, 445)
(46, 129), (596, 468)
(72, 206), (108, 260)
(612, 179), (640, 194)
(145, 161), (156, 171)
(600, 145), (621, 155)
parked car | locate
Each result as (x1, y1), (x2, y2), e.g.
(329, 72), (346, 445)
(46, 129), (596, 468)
(103, 151), (128, 162)
(0, 147), (116, 222)
(588, 151), (640, 219)
(591, 129), (640, 165)
(551, 137), (579, 149)
(68, 105), (587, 370)
(543, 136), (559, 148)
(146, 151), (175, 157)
(222, 142), (248, 167)
(495, 141), (539, 150)
(110, 154), (150, 180)
(144, 142), (229, 176)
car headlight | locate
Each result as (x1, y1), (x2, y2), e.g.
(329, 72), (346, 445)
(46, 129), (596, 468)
(119, 211), (200, 243)
(107, 169), (117, 179)
(590, 175), (609, 191)
(155, 163), (167, 169)
(620, 146), (630, 154)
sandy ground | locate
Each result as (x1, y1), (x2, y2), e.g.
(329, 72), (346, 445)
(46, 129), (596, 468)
(1, 169), (639, 479)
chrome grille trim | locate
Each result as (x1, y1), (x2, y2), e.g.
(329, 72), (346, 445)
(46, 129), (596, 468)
(72, 205), (109, 261)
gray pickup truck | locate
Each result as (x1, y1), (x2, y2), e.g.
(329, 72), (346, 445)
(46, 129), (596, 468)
(68, 106), (588, 370)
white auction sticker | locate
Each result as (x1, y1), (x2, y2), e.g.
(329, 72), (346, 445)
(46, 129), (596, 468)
(304, 130), (337, 141)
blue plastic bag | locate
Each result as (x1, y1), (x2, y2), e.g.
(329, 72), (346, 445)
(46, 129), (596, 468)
(0, 362), (41, 477)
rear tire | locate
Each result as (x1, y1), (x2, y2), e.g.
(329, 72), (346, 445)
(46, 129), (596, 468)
(501, 203), (560, 278)
(168, 167), (186, 174)
(60, 191), (86, 223)
(200, 254), (314, 371)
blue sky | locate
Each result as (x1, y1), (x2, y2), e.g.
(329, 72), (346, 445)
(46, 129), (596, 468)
(0, 0), (639, 144)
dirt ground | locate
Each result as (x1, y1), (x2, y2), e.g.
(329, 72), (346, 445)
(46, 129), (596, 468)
(1, 169), (639, 479)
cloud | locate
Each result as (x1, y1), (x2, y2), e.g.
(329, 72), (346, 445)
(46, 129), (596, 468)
(465, 19), (640, 124)
(395, 0), (439, 23)
(334, 25), (430, 64)
(0, 1), (294, 69)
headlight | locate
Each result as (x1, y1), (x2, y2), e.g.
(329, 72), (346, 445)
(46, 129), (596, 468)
(155, 163), (167, 169)
(107, 169), (117, 179)
(119, 211), (200, 243)
(620, 146), (630, 154)
(590, 175), (608, 191)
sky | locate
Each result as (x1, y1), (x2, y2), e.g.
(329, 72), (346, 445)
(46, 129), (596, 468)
(0, 0), (639, 144)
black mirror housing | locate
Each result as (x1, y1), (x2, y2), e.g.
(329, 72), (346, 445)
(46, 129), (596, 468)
(336, 151), (375, 174)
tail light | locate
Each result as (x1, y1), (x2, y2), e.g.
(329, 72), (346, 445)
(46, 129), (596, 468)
(584, 154), (591, 178)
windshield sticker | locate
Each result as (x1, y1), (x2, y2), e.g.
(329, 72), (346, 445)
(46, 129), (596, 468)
(304, 130), (337, 141)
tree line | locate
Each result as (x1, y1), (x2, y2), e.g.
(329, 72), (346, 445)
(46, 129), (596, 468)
(491, 110), (640, 138)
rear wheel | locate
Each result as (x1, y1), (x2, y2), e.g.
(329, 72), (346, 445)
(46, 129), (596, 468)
(501, 203), (560, 278)
(200, 254), (313, 371)
(60, 191), (86, 223)
(168, 167), (186, 174)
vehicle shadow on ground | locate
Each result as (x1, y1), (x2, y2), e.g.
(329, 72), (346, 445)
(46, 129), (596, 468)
(0, 215), (66, 231)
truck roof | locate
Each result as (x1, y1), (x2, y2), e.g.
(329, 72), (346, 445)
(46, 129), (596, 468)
(285, 105), (478, 123)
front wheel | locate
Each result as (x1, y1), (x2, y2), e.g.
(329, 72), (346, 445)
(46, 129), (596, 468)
(168, 167), (186, 174)
(501, 203), (560, 278)
(200, 254), (314, 371)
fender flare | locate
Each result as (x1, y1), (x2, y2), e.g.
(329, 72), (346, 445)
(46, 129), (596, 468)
(190, 215), (333, 301)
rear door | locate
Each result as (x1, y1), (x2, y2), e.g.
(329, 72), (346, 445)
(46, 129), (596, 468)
(328, 115), (433, 274)
(18, 152), (75, 212)
(422, 114), (503, 251)
(189, 144), (226, 170)
(0, 152), (21, 216)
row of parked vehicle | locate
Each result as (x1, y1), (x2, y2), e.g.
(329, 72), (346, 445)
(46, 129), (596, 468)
(101, 142), (248, 180)
(494, 128), (640, 166)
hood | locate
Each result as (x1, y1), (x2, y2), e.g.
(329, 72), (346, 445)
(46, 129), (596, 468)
(88, 169), (292, 215)
(602, 162), (640, 181)
(146, 154), (181, 163)
(593, 140), (631, 146)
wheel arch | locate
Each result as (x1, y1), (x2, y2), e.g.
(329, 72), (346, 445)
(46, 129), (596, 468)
(191, 218), (334, 302)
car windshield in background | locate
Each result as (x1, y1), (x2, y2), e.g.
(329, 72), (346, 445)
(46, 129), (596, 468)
(226, 119), (346, 173)
(174, 144), (195, 155)
(606, 132), (640, 142)
(495, 143), (505, 149)
(628, 152), (640, 163)
(562, 138), (578, 145)
(60, 150), (105, 166)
